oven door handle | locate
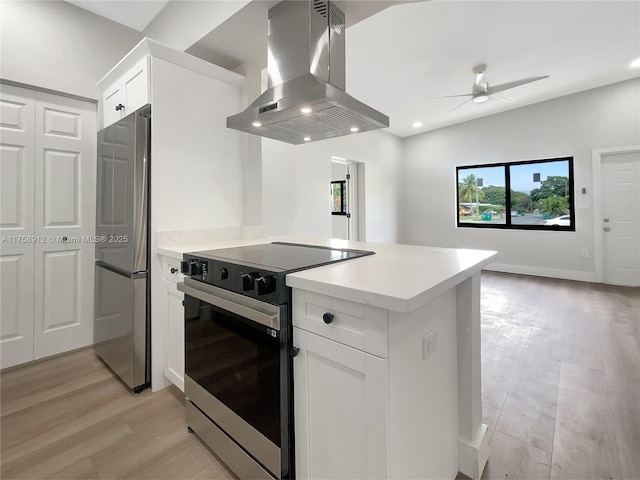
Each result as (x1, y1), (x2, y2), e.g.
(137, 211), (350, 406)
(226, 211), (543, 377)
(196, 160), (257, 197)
(177, 281), (280, 331)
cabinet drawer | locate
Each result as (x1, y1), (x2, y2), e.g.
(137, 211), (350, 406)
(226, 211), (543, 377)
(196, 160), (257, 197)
(161, 256), (183, 283)
(292, 290), (388, 358)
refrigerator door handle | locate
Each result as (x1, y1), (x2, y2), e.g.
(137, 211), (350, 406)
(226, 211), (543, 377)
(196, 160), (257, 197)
(95, 261), (147, 279)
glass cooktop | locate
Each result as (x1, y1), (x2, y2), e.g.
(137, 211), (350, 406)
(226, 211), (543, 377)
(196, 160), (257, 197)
(193, 241), (374, 273)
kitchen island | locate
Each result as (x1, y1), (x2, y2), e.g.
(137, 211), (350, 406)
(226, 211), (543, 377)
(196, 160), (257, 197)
(157, 236), (496, 479)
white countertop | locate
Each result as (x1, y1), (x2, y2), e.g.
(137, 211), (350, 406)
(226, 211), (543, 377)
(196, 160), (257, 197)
(157, 237), (497, 313)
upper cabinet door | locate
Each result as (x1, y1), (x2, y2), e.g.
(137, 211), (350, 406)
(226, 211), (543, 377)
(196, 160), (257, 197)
(101, 57), (150, 129)
(103, 84), (123, 129)
(122, 57), (149, 114)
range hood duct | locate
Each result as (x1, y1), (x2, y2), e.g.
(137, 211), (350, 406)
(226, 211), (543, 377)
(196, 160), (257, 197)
(226, 0), (389, 145)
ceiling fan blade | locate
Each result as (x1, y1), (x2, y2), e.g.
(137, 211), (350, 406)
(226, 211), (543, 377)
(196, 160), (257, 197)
(489, 75), (549, 94)
(436, 93), (473, 98)
(491, 92), (516, 103)
(450, 98), (474, 112)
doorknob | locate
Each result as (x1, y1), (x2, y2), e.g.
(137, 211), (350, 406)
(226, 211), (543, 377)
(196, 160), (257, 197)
(603, 218), (610, 223)
(603, 227), (611, 232)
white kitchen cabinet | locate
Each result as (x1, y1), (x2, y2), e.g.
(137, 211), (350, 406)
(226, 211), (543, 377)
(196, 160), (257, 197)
(164, 278), (185, 391)
(102, 57), (150, 128)
(160, 255), (184, 391)
(293, 286), (463, 479)
(293, 326), (389, 479)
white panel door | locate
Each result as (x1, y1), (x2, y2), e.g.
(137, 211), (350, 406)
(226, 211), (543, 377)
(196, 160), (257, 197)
(33, 91), (96, 359)
(602, 151), (640, 286)
(0, 84), (36, 368)
(294, 327), (389, 479)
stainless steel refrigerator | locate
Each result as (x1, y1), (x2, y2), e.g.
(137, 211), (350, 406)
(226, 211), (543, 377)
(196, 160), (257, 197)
(94, 105), (151, 393)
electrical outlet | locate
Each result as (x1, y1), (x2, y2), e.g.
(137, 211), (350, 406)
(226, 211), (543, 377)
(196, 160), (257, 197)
(423, 329), (438, 360)
(582, 249), (589, 258)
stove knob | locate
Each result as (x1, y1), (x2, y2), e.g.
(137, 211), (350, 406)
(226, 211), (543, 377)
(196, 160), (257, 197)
(188, 261), (201, 276)
(180, 260), (190, 274)
(188, 260), (198, 276)
(256, 276), (276, 295)
(242, 273), (256, 291)
(219, 268), (229, 280)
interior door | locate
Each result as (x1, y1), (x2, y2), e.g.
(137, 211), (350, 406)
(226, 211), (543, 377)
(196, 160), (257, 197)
(331, 161), (349, 240)
(601, 151), (640, 286)
(0, 85), (36, 368)
(33, 91), (97, 359)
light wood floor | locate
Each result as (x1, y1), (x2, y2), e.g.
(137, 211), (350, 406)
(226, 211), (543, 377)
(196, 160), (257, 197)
(1, 271), (638, 479)
(0, 349), (235, 479)
(479, 272), (639, 480)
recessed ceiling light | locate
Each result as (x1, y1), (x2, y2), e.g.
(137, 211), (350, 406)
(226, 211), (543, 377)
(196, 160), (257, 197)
(413, 121), (423, 128)
(252, 121), (262, 127)
(630, 58), (640, 68)
(350, 127), (359, 132)
(303, 136), (311, 141)
(300, 107), (312, 114)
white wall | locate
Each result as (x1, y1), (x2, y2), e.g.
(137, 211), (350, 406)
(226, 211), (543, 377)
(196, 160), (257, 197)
(262, 130), (403, 244)
(400, 79), (640, 281)
(151, 58), (244, 232)
(0, 1), (142, 99)
(142, 1), (250, 53)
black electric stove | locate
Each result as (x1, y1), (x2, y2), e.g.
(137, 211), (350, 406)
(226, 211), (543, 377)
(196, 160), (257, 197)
(180, 241), (374, 479)
(181, 241), (374, 305)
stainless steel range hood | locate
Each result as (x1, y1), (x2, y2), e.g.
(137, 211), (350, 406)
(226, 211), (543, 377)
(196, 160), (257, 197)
(226, 0), (389, 145)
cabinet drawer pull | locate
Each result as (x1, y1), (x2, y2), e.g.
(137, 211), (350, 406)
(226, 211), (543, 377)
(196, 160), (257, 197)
(170, 267), (178, 274)
(322, 312), (334, 324)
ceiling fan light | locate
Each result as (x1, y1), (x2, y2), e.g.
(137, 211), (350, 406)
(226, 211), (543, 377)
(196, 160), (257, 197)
(473, 93), (490, 103)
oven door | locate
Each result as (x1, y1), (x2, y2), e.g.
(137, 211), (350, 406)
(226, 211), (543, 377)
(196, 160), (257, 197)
(178, 278), (284, 478)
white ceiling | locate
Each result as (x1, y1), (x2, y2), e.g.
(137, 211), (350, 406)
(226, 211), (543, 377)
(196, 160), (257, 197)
(66, 0), (168, 31)
(67, 0), (640, 138)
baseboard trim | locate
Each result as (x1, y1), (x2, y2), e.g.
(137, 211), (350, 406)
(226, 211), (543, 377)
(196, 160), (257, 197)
(484, 263), (597, 283)
(458, 423), (490, 480)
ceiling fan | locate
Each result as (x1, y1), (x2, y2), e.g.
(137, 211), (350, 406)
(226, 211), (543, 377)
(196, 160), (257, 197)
(442, 64), (549, 111)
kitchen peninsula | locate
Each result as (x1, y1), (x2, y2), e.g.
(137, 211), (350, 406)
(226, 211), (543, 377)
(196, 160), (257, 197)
(157, 236), (497, 480)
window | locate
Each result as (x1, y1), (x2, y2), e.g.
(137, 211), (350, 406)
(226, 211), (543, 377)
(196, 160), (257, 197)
(456, 157), (575, 231)
(331, 180), (347, 215)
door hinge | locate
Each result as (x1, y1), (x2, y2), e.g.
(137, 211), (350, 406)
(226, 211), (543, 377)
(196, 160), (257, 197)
(346, 173), (351, 180)
(346, 213), (351, 218)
